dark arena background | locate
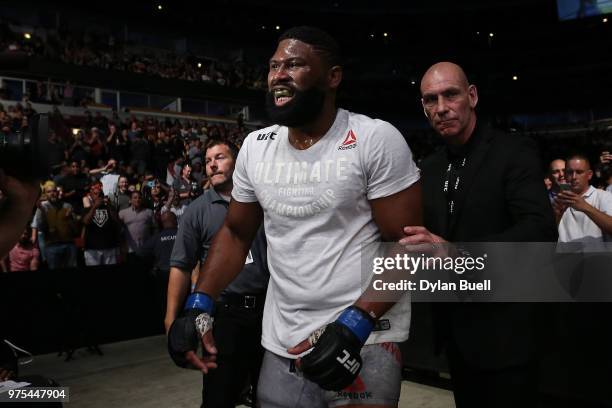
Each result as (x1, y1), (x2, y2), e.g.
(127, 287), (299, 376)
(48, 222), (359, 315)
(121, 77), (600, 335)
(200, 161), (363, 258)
(1, 0), (611, 407)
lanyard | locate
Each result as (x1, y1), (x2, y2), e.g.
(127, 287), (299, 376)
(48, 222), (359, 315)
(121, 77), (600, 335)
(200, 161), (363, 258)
(443, 157), (466, 215)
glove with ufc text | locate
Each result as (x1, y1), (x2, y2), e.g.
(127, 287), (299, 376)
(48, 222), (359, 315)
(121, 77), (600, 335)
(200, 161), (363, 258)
(167, 292), (215, 369)
(300, 306), (375, 391)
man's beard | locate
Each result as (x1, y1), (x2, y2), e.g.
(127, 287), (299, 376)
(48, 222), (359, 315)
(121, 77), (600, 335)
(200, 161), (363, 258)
(265, 86), (326, 128)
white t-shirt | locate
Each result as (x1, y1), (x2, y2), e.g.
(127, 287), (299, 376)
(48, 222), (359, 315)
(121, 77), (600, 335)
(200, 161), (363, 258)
(232, 109), (420, 358)
(100, 173), (120, 197)
(558, 185), (612, 247)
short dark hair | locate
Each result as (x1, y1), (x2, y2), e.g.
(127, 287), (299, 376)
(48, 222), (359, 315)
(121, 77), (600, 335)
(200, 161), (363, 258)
(278, 26), (341, 67)
(205, 140), (239, 160)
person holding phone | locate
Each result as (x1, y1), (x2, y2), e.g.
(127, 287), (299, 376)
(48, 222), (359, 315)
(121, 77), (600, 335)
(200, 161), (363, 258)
(555, 154), (612, 244)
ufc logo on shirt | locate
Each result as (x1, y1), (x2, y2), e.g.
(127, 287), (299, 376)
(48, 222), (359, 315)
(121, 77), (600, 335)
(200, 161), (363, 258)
(337, 350), (360, 374)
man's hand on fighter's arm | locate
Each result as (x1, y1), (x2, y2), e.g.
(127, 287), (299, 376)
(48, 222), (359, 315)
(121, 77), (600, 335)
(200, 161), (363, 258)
(286, 181), (423, 390)
(167, 200), (263, 374)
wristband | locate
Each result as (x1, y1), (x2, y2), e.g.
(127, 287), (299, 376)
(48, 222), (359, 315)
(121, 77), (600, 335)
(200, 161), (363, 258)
(336, 306), (375, 344)
(184, 292), (215, 314)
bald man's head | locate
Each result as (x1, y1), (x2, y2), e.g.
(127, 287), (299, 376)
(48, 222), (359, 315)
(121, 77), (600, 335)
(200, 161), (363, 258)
(549, 159), (566, 185)
(421, 62), (478, 144)
(420, 62), (469, 91)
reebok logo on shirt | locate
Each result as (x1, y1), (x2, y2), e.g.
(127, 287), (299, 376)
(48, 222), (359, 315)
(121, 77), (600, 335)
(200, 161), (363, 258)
(338, 130), (357, 150)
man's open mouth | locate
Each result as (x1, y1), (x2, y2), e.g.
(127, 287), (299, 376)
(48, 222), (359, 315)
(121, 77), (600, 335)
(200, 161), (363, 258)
(273, 87), (295, 106)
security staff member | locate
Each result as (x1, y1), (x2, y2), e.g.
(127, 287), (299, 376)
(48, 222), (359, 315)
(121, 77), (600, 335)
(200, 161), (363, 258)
(166, 140), (268, 407)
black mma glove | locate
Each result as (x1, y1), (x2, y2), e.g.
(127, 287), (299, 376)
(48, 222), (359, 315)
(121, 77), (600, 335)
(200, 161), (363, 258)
(167, 292), (215, 369)
(300, 306), (375, 391)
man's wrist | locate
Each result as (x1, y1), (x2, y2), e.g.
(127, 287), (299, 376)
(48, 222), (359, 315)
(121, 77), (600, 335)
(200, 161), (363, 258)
(336, 306), (375, 344)
(184, 292), (214, 314)
(577, 201), (593, 214)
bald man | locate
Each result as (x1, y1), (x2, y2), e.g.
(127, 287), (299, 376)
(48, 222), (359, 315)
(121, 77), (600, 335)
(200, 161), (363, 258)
(550, 159), (566, 186)
(402, 62), (557, 407)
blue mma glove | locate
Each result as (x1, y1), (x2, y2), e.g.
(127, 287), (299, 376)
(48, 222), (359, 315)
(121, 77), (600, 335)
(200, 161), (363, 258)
(300, 306), (375, 390)
(167, 292), (215, 369)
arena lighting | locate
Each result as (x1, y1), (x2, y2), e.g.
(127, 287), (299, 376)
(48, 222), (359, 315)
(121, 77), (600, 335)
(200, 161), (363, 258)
(383, 32), (388, 37)
(512, 75), (518, 81)
(604, 17), (608, 23)
(275, 25), (280, 30)
(157, 4), (163, 10)
(23, 33), (31, 40)
(489, 32), (494, 37)
(71, 128), (81, 136)
(197, 62), (202, 68)
(370, 33), (375, 38)
(411, 80), (416, 85)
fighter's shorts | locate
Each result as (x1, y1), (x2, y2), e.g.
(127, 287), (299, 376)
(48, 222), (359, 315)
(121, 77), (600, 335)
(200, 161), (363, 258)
(257, 342), (402, 407)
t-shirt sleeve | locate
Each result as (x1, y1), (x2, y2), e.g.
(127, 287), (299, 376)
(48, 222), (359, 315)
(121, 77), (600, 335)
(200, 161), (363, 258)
(231, 136), (258, 203)
(364, 121), (420, 200)
(600, 191), (612, 215)
(32, 208), (42, 229)
(169, 204), (202, 271)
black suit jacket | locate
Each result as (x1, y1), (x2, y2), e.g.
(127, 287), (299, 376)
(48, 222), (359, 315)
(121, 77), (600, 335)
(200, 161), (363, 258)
(420, 125), (557, 369)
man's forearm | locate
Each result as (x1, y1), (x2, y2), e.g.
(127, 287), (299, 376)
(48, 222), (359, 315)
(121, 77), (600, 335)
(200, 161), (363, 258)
(195, 223), (253, 298)
(88, 167), (107, 175)
(582, 204), (612, 235)
(353, 298), (396, 320)
(165, 266), (192, 332)
(354, 244), (413, 320)
(360, 183), (423, 320)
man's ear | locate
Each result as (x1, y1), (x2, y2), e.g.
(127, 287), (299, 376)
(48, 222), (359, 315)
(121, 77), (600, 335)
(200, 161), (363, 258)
(468, 84), (478, 109)
(328, 66), (343, 90)
(421, 99), (429, 119)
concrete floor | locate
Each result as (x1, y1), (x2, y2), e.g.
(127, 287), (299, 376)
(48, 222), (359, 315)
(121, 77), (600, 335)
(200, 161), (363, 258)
(20, 336), (455, 408)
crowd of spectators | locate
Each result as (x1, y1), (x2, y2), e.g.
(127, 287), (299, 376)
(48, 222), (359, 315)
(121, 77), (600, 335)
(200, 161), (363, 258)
(1, 19), (267, 92)
(0, 99), (251, 271)
(2, 95), (612, 272)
